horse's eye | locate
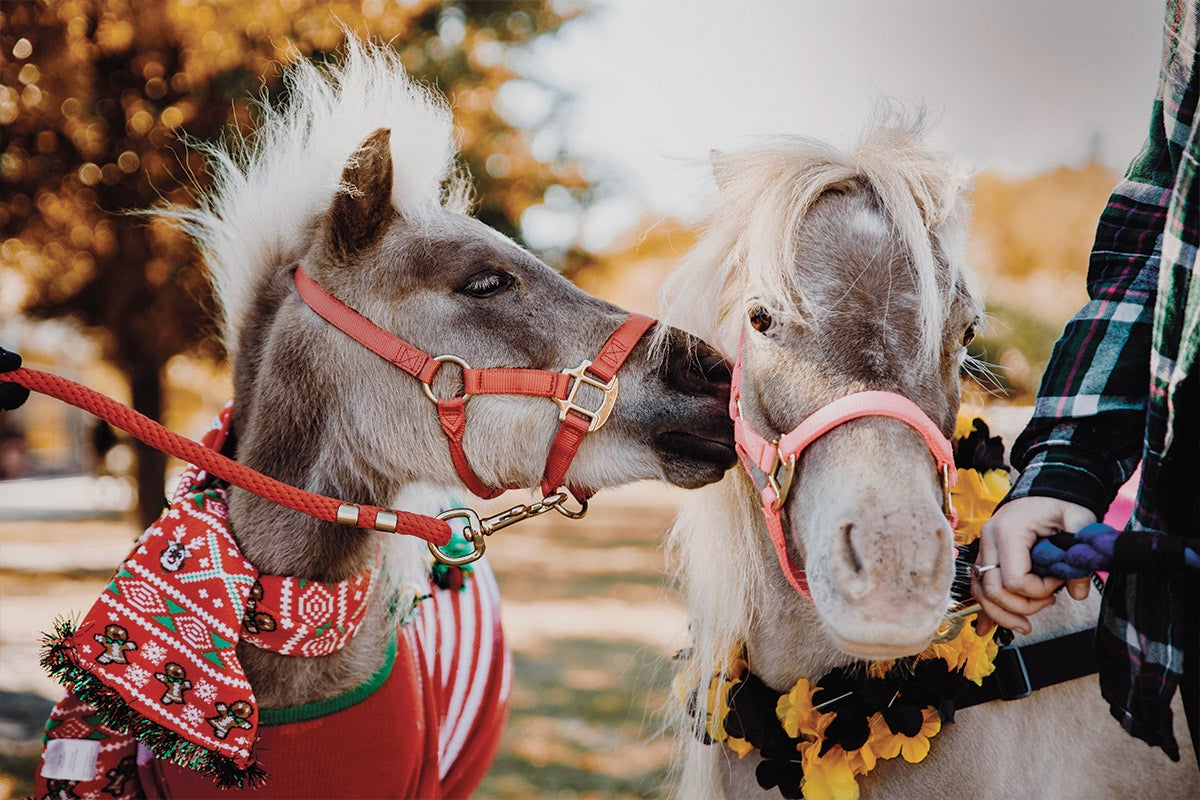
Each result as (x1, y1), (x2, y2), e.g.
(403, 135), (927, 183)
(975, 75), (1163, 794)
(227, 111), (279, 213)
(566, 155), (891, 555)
(962, 324), (976, 347)
(461, 271), (513, 298)
(749, 306), (773, 333)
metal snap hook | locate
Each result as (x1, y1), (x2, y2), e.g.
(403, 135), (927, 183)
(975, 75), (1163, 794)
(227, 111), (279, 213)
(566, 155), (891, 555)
(548, 487), (588, 519)
(429, 506), (486, 566)
(932, 600), (982, 642)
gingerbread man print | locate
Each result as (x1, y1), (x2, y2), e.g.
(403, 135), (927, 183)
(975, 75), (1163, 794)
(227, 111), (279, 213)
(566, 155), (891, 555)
(154, 662), (192, 705)
(207, 699), (254, 739)
(242, 580), (276, 634)
(41, 779), (79, 800)
(102, 754), (137, 797)
(94, 624), (137, 664)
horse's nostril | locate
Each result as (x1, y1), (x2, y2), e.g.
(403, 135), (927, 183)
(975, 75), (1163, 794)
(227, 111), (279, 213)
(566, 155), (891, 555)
(842, 523), (864, 575)
(665, 335), (732, 396)
(698, 353), (732, 384)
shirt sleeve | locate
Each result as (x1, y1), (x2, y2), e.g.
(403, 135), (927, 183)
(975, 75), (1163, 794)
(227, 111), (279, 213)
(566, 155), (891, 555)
(1004, 98), (1181, 518)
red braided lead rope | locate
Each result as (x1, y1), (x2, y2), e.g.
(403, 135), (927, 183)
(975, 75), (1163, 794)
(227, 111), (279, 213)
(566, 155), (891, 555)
(0, 368), (452, 546)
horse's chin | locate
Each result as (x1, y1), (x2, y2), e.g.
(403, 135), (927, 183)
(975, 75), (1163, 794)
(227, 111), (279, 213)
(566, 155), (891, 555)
(653, 431), (737, 488)
(825, 628), (934, 661)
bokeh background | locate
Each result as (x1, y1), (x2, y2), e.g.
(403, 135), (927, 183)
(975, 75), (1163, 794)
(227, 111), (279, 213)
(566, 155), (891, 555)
(0, 1), (1164, 797)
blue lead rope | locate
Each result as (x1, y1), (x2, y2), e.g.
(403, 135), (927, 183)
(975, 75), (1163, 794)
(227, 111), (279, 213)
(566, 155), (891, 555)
(1030, 523), (1200, 579)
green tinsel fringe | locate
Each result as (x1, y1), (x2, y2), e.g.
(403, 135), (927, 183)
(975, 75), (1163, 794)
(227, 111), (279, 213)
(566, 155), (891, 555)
(40, 618), (268, 789)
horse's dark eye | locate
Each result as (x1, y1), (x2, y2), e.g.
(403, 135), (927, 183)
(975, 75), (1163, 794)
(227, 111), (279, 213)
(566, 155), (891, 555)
(749, 306), (773, 333)
(461, 271), (512, 298)
(962, 324), (977, 347)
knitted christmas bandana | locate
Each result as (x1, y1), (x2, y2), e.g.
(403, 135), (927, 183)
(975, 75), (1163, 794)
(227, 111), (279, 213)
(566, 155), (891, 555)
(42, 402), (380, 786)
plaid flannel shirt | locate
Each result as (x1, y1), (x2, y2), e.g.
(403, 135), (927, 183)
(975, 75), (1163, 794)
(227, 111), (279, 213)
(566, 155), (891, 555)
(1006, 0), (1199, 760)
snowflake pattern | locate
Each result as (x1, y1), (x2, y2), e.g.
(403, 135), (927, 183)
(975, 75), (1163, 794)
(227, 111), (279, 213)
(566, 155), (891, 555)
(183, 706), (204, 726)
(193, 681), (218, 703)
(198, 588), (209, 599)
(199, 557), (211, 568)
(125, 665), (150, 687)
(140, 641), (166, 663)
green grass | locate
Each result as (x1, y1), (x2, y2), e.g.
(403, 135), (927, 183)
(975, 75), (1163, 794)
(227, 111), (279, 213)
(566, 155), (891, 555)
(477, 641), (676, 799)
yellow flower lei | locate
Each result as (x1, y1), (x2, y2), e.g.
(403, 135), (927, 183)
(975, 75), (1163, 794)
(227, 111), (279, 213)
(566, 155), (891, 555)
(678, 414), (1010, 800)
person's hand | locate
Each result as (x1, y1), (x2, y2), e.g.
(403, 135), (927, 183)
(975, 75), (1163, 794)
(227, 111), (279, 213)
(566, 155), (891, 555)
(974, 496), (1097, 636)
(0, 347), (30, 410)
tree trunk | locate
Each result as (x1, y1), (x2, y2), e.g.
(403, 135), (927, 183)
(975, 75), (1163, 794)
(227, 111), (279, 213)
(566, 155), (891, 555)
(127, 358), (167, 530)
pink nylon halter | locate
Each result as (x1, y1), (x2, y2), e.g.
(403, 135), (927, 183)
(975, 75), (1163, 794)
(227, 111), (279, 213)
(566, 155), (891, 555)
(730, 336), (958, 600)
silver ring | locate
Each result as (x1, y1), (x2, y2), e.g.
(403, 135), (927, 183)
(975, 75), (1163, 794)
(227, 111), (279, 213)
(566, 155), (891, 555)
(971, 563), (999, 581)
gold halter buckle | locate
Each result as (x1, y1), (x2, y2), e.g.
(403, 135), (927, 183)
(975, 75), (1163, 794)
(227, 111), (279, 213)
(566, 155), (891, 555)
(556, 361), (619, 432)
(766, 441), (797, 512)
(941, 463), (954, 520)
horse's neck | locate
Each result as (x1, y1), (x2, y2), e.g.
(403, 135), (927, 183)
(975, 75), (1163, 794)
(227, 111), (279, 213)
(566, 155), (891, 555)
(225, 402), (435, 708)
(744, 597), (850, 688)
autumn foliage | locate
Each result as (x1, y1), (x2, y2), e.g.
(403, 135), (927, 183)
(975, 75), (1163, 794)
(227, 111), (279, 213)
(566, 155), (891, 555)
(0, 0), (587, 525)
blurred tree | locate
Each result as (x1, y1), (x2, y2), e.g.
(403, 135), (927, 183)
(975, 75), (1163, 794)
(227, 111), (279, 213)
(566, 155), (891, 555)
(0, 0), (589, 527)
(965, 160), (1117, 401)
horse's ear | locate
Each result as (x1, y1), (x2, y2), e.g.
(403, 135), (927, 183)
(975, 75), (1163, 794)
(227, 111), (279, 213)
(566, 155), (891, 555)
(709, 149), (736, 191)
(328, 127), (396, 258)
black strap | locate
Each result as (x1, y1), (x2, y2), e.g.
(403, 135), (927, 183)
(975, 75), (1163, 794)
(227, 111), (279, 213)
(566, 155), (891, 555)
(954, 629), (1098, 709)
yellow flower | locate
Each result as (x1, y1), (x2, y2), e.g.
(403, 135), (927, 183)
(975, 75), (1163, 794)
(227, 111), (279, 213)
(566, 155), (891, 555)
(843, 718), (882, 775)
(801, 744), (862, 800)
(672, 646), (749, 745)
(867, 659), (895, 679)
(953, 412), (979, 442)
(703, 671), (742, 743)
(898, 708), (942, 763)
(951, 466), (1011, 545)
(726, 736), (754, 758)
(956, 616), (999, 685)
(866, 712), (904, 761)
(862, 706), (943, 764)
(919, 611), (999, 682)
(776, 677), (821, 739)
(980, 468), (1011, 499)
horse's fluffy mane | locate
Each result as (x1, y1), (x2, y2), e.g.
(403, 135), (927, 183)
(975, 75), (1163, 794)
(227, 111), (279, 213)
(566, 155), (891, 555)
(162, 38), (470, 355)
(659, 114), (971, 364)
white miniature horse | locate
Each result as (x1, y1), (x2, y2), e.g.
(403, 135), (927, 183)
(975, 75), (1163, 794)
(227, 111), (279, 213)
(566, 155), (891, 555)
(659, 123), (1197, 799)
(36, 41), (734, 799)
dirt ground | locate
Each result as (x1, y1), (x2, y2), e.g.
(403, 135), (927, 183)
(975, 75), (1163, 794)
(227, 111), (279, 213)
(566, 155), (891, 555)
(0, 482), (690, 799)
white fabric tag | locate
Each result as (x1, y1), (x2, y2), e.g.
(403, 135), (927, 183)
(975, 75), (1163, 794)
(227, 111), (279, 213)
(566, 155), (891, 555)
(40, 738), (101, 781)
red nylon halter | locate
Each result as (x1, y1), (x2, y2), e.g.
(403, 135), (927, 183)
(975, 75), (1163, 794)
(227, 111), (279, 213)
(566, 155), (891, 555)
(292, 266), (655, 502)
(730, 336), (958, 600)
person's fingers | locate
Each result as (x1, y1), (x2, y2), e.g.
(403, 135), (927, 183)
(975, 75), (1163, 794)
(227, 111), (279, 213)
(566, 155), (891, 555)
(973, 573), (1056, 635)
(977, 521), (1061, 606)
(985, 516), (1063, 600)
(0, 347), (28, 410)
(0, 384), (30, 411)
(0, 347), (21, 373)
(1065, 576), (1091, 601)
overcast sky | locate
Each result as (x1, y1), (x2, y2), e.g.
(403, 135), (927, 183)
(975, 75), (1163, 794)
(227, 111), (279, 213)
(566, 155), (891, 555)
(519, 0), (1165, 248)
